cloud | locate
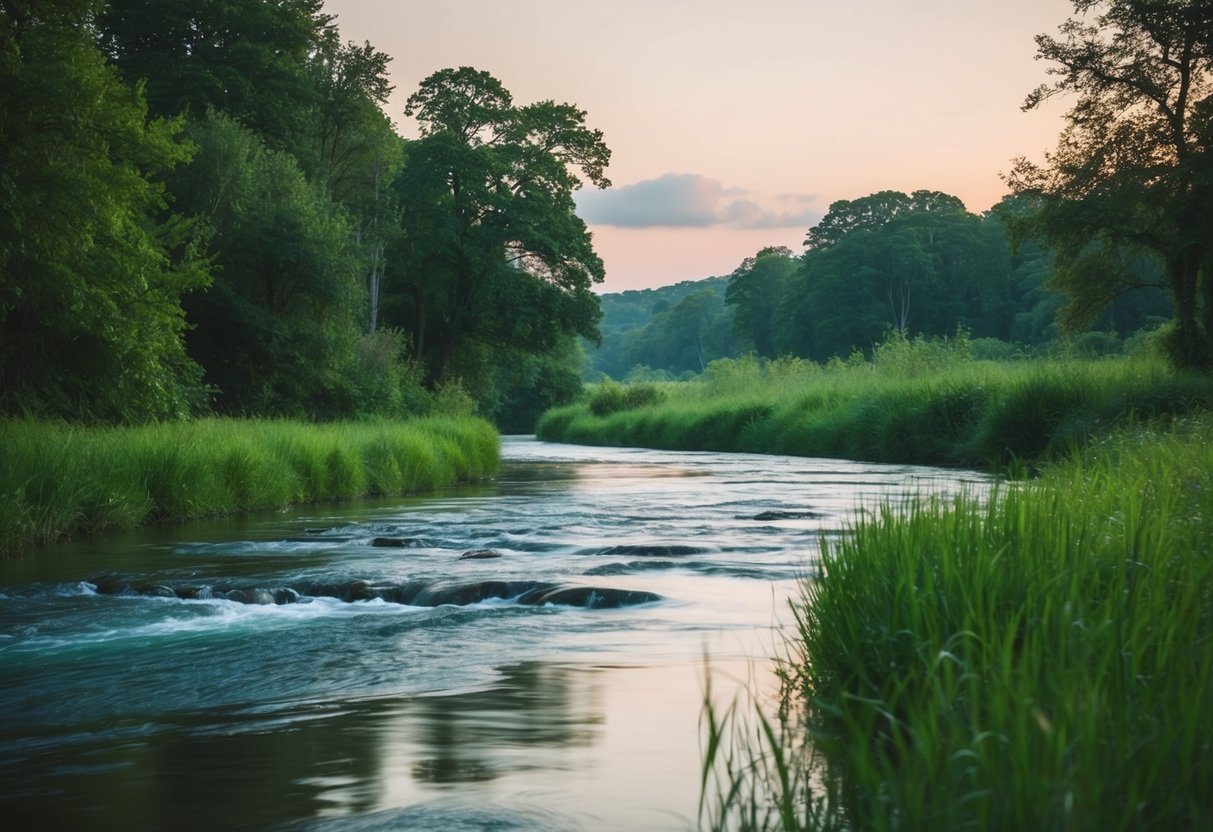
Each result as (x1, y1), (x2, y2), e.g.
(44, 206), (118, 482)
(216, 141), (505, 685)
(575, 173), (732, 228)
(576, 173), (820, 230)
(720, 199), (822, 230)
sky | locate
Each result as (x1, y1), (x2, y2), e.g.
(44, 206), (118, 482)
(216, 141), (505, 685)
(323, 0), (1077, 292)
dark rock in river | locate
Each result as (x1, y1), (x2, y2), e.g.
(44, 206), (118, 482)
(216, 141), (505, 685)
(749, 510), (827, 521)
(591, 544), (705, 558)
(86, 573), (661, 610)
(301, 579), (376, 601)
(371, 537), (414, 548)
(459, 549), (503, 560)
(522, 586), (661, 609)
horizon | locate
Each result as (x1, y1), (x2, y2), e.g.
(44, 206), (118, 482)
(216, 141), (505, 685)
(324, 0), (1075, 291)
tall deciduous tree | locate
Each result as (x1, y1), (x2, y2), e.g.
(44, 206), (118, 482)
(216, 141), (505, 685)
(305, 36), (403, 333)
(782, 191), (992, 361)
(0, 0), (208, 421)
(1009, 0), (1213, 367)
(386, 67), (611, 383)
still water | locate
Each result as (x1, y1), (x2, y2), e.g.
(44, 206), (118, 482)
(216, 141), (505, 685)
(0, 438), (983, 831)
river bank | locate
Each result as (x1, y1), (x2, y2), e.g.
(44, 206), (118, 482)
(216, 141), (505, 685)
(540, 355), (1213, 828)
(538, 356), (1213, 470)
(0, 417), (500, 556)
(701, 417), (1213, 830)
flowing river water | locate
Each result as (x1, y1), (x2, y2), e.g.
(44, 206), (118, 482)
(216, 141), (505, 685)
(0, 438), (985, 831)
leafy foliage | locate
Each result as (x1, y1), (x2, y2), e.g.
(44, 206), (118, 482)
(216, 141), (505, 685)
(171, 113), (368, 417)
(1009, 0), (1213, 368)
(590, 188), (1171, 383)
(96, 0), (332, 158)
(0, 0), (209, 421)
(385, 67), (611, 385)
(588, 380), (665, 417)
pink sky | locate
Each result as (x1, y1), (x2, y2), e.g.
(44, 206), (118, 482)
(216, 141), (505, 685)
(324, 0), (1076, 292)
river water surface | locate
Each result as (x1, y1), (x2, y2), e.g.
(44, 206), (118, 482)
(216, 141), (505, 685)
(1, 438), (984, 830)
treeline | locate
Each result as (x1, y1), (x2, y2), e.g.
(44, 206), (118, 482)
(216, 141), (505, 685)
(589, 191), (1173, 381)
(0, 1), (605, 431)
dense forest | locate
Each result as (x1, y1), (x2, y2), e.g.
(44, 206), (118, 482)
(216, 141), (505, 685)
(0, 0), (603, 431)
(2, 0), (1210, 429)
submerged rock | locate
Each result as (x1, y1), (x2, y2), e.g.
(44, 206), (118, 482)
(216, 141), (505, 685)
(85, 573), (661, 610)
(592, 544), (704, 558)
(459, 549), (503, 560)
(749, 510), (826, 521)
(522, 586), (662, 609)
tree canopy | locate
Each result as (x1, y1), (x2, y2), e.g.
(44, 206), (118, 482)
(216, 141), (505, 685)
(385, 67), (611, 384)
(1009, 0), (1213, 367)
(0, 0), (208, 421)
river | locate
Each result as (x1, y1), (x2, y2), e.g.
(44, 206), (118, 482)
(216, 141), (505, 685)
(0, 438), (984, 830)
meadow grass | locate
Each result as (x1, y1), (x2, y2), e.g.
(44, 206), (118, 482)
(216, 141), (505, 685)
(701, 417), (1213, 830)
(0, 417), (500, 555)
(540, 355), (1213, 469)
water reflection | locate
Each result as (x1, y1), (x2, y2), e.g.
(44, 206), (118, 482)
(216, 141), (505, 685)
(399, 663), (601, 788)
(2, 662), (604, 831)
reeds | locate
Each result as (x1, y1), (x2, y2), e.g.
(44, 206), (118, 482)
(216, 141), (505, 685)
(701, 418), (1213, 830)
(539, 356), (1213, 469)
(0, 417), (500, 554)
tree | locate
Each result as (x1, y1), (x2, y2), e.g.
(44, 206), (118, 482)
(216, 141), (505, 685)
(783, 191), (991, 360)
(725, 246), (797, 357)
(305, 36), (403, 333)
(1009, 0), (1213, 367)
(623, 288), (735, 375)
(96, 0), (332, 158)
(0, 0), (209, 421)
(805, 190), (966, 251)
(171, 113), (366, 417)
(386, 67), (611, 384)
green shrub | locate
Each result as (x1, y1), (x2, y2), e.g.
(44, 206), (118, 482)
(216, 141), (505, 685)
(588, 380), (666, 417)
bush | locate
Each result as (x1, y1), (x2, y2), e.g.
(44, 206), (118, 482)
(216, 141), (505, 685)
(588, 380), (665, 417)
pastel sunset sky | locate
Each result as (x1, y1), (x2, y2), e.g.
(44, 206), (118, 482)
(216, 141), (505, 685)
(324, 0), (1077, 291)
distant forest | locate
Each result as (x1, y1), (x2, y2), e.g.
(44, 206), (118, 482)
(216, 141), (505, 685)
(588, 190), (1172, 381)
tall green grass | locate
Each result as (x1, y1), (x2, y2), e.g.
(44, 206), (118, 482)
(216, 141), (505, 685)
(0, 417), (499, 555)
(701, 418), (1213, 830)
(540, 355), (1213, 469)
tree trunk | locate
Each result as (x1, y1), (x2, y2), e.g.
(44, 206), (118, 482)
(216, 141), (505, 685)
(1167, 246), (1210, 368)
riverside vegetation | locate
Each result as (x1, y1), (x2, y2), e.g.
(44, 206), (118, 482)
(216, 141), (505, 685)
(539, 332), (1213, 469)
(700, 416), (1213, 831)
(0, 417), (499, 557)
(541, 330), (1213, 829)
